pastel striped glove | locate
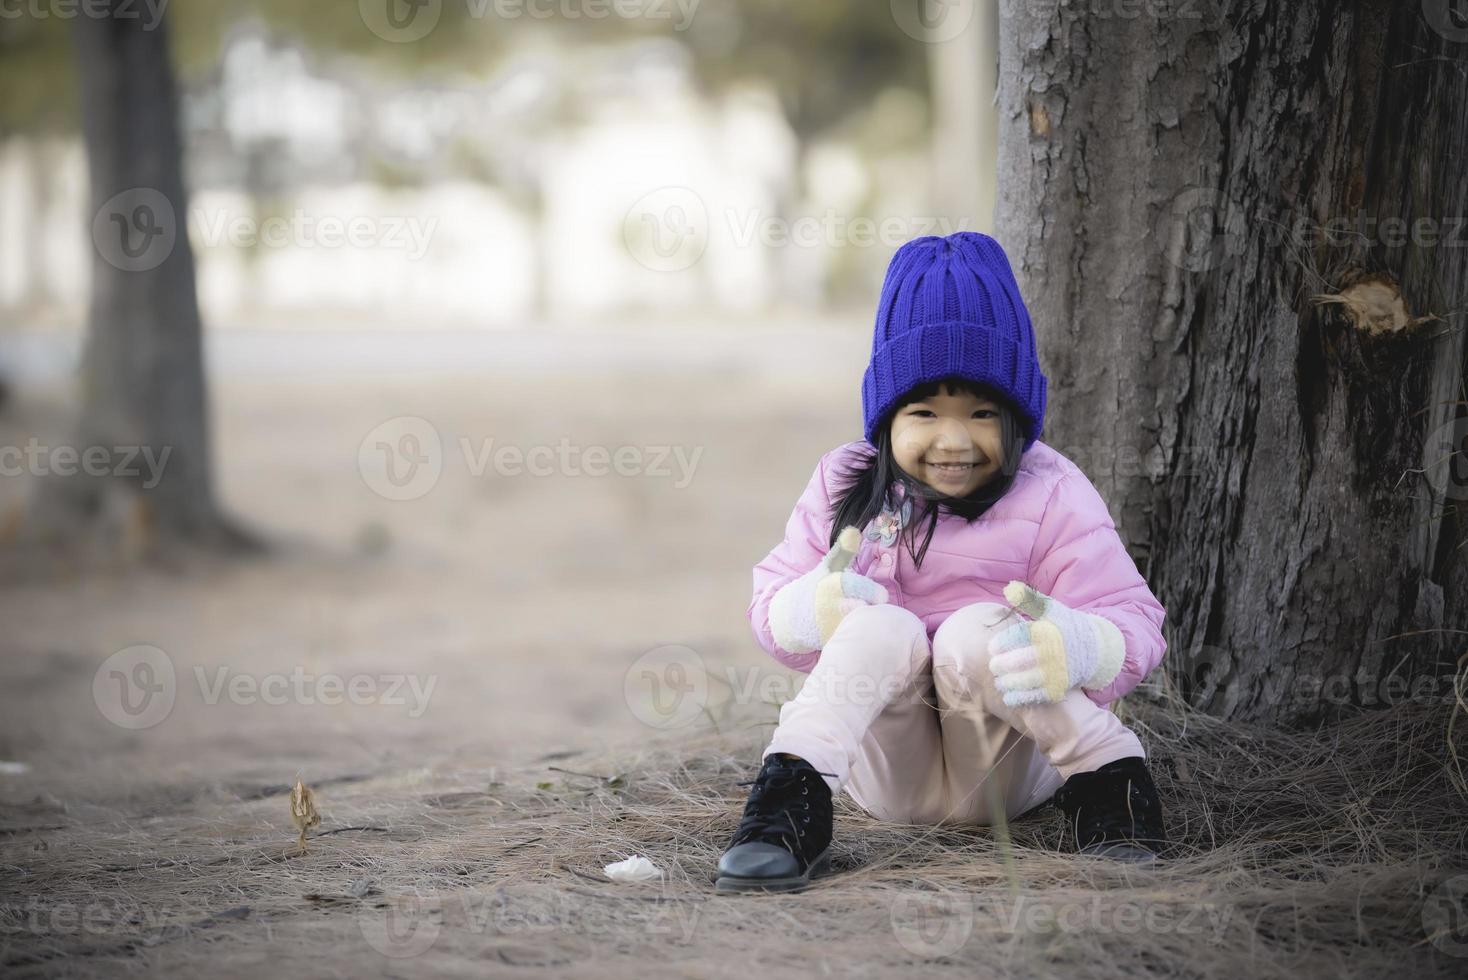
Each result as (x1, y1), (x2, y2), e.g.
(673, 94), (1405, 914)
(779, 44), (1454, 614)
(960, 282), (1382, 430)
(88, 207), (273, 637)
(768, 526), (889, 656)
(986, 580), (1126, 707)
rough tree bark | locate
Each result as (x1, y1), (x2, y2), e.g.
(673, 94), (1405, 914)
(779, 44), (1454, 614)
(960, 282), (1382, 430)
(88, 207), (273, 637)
(994, 0), (1467, 725)
(40, 3), (249, 554)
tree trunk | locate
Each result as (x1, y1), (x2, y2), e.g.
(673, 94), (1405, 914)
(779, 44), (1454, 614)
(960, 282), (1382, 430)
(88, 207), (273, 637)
(40, 3), (248, 553)
(18, 137), (61, 312)
(927, 0), (998, 232)
(995, 0), (1467, 725)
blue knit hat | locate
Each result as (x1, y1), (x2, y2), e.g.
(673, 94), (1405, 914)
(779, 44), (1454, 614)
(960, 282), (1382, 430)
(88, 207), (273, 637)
(861, 231), (1047, 450)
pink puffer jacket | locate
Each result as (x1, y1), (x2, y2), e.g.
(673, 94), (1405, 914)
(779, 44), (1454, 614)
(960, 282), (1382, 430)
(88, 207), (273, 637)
(747, 439), (1167, 707)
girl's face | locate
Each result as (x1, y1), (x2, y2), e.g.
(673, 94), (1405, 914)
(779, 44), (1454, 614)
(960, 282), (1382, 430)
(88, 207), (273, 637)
(889, 382), (1005, 497)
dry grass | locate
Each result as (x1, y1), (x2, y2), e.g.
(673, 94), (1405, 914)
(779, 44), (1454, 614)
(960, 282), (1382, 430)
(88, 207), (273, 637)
(1, 365), (1464, 977)
(3, 681), (1466, 979)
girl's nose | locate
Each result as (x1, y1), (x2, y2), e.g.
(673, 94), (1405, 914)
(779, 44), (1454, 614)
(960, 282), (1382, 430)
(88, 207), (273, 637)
(930, 417), (969, 451)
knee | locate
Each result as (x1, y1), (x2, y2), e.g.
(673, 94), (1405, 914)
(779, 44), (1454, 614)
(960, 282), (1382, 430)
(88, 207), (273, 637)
(932, 601), (1019, 673)
(824, 602), (930, 671)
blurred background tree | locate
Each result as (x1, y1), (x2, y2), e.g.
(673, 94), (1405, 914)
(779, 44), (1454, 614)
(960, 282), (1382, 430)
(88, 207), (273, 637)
(2, 0), (991, 554)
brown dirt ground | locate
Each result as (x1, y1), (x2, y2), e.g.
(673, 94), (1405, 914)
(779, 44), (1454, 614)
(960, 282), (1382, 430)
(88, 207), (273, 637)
(1, 340), (1465, 977)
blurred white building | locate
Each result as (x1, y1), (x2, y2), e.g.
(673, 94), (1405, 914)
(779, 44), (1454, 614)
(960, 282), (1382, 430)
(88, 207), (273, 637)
(1, 26), (932, 331)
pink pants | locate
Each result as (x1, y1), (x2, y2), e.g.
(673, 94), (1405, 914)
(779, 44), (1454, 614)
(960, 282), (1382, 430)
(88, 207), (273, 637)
(763, 601), (1145, 825)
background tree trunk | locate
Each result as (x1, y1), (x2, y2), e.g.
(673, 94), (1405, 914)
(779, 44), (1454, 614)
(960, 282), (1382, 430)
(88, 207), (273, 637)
(994, 0), (1467, 725)
(17, 137), (62, 313)
(926, 0), (998, 233)
(45, 3), (247, 553)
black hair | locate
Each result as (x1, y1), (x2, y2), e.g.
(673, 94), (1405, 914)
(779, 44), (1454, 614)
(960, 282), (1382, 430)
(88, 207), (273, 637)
(828, 375), (1027, 570)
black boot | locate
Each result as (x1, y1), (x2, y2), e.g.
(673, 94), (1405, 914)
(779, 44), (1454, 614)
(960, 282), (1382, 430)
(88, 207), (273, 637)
(1050, 755), (1168, 863)
(715, 753), (837, 894)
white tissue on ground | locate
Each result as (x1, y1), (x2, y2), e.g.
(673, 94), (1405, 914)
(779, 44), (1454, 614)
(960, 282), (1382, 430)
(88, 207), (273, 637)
(603, 855), (662, 882)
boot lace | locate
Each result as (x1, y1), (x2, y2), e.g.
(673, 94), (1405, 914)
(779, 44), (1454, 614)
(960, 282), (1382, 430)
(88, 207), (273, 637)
(732, 761), (837, 852)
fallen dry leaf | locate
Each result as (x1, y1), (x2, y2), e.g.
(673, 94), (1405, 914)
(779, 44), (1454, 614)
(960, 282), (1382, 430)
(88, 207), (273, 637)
(290, 778), (320, 853)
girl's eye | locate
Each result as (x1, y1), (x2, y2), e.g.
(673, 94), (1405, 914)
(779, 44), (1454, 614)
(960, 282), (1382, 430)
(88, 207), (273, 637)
(908, 408), (996, 419)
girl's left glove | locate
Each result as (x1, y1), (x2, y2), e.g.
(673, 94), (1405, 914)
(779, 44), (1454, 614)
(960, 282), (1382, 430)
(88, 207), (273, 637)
(768, 526), (889, 657)
(986, 581), (1126, 707)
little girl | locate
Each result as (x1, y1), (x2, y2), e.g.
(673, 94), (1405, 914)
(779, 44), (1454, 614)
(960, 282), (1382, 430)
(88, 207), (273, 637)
(715, 231), (1169, 894)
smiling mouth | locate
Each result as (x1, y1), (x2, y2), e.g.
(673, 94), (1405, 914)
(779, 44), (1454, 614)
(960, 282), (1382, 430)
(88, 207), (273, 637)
(925, 461), (978, 475)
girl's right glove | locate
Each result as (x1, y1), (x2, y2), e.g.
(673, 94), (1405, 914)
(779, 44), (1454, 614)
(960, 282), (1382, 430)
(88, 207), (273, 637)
(986, 580), (1126, 707)
(768, 526), (889, 656)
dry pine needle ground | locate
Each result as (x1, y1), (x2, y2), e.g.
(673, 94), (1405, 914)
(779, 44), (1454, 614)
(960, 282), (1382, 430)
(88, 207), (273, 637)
(1, 684), (1466, 979)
